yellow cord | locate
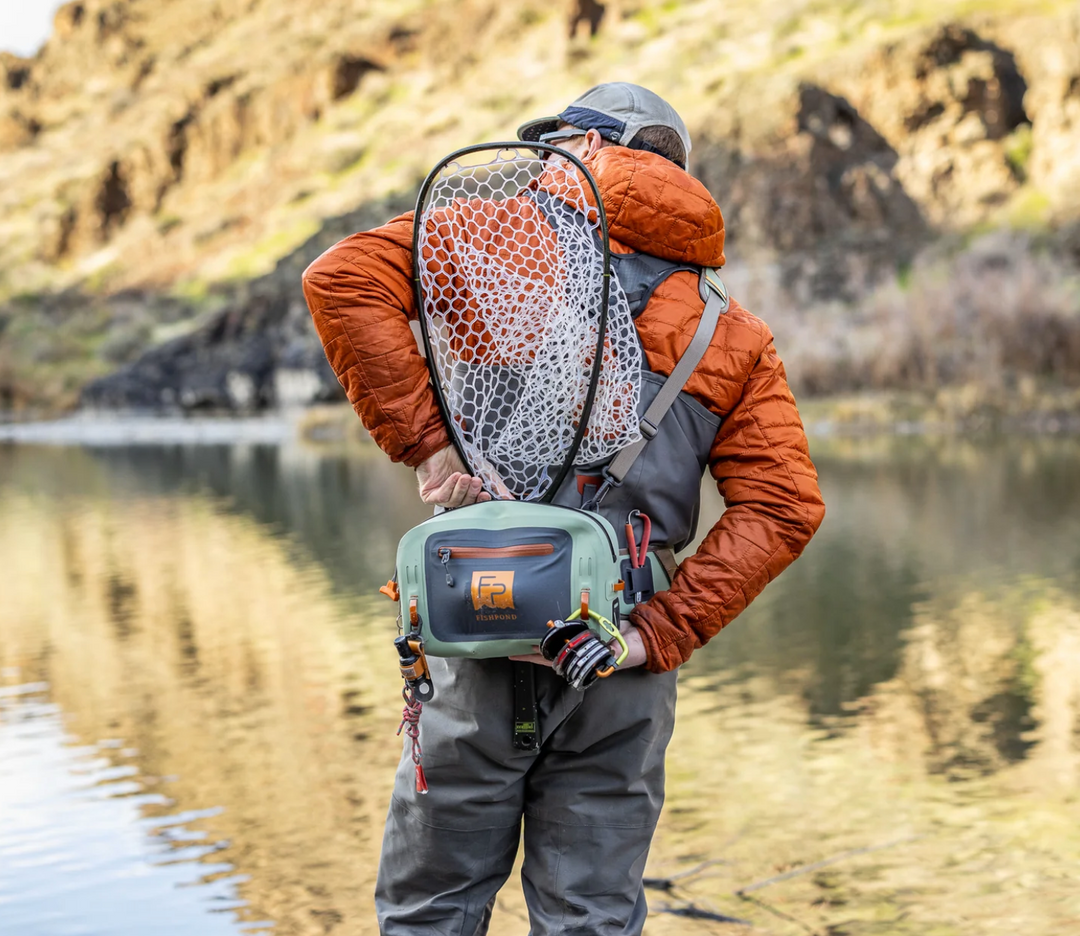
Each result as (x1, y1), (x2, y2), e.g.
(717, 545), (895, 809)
(566, 608), (629, 666)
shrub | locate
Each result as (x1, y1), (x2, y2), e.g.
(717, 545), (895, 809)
(734, 232), (1080, 398)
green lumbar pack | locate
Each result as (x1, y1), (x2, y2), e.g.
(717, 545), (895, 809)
(393, 500), (638, 659)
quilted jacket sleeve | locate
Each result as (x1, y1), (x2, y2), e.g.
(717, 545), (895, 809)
(301, 212), (451, 467)
(629, 335), (826, 673)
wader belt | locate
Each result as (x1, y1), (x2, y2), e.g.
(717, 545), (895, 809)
(511, 661), (539, 751)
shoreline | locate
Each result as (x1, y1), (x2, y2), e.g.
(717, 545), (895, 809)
(0, 412), (296, 446)
(2, 392), (1080, 448)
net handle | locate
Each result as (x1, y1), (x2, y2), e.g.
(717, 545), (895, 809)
(411, 142), (612, 503)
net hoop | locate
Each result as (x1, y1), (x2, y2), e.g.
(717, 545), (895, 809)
(412, 142), (635, 503)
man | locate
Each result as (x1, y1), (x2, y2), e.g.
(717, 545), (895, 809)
(303, 82), (825, 935)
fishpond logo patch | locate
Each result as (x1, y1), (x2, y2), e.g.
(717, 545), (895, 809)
(471, 571), (515, 610)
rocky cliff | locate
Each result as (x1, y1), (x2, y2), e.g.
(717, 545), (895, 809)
(1, 0), (1079, 412)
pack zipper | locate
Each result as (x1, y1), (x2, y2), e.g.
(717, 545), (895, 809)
(439, 544), (555, 559)
(437, 543), (555, 587)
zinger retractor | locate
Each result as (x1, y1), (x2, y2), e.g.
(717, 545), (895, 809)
(394, 632), (433, 794)
(540, 619), (621, 691)
(394, 634), (434, 702)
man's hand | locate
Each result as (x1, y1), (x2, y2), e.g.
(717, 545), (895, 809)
(416, 446), (491, 508)
(613, 625), (647, 668)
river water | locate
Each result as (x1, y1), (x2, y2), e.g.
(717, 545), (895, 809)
(1, 435), (1079, 936)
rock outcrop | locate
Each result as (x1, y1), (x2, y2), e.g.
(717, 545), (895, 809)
(696, 82), (927, 299)
(831, 24), (1030, 228)
(1, 1), (1080, 411)
(79, 193), (413, 410)
(1, 0), (398, 275)
(1006, 9), (1080, 218)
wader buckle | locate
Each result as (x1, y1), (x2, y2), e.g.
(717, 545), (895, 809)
(512, 662), (540, 752)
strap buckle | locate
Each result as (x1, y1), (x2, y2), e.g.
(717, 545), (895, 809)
(580, 466), (622, 512)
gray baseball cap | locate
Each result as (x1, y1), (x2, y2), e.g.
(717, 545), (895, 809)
(517, 82), (691, 167)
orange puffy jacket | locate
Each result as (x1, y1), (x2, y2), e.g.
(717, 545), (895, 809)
(302, 146), (825, 673)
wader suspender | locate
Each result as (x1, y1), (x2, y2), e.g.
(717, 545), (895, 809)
(583, 266), (729, 511)
(513, 269), (728, 753)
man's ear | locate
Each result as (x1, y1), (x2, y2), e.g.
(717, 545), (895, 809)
(585, 128), (605, 157)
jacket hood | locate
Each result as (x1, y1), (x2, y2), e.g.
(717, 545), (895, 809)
(585, 147), (726, 267)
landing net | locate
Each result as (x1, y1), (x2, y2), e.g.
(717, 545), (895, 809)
(415, 145), (642, 502)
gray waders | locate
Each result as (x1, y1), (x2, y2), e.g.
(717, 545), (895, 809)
(376, 657), (677, 935)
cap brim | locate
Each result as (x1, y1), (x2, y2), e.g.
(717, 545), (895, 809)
(516, 116), (560, 143)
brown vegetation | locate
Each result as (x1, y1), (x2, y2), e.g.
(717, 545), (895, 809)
(759, 233), (1080, 399)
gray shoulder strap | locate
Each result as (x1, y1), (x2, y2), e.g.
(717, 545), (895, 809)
(602, 267), (728, 487)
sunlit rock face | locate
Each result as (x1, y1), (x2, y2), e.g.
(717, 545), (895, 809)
(1019, 11), (1080, 219)
(1, 0), (1078, 291)
(829, 25), (1030, 228)
(2, 1), (1080, 412)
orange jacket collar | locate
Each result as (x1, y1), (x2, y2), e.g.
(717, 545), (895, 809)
(586, 147), (726, 268)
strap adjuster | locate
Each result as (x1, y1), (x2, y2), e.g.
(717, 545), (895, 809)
(639, 418), (658, 440)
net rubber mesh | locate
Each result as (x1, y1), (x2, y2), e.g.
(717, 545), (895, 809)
(417, 147), (642, 501)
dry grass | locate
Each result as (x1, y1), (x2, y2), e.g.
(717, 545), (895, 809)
(294, 402), (372, 444)
(734, 232), (1080, 406)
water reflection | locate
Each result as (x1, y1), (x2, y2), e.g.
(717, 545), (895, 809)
(0, 687), (251, 936)
(1, 478), (406, 934)
(1, 435), (1079, 935)
(0, 442), (432, 596)
(693, 434), (1080, 718)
